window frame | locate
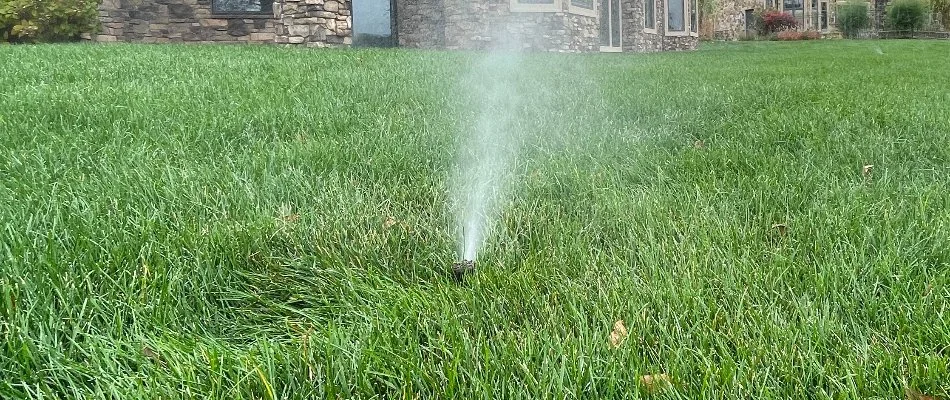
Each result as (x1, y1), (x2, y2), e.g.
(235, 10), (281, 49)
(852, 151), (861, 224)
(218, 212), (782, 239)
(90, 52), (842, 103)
(644, 0), (657, 33)
(510, 0), (560, 13)
(665, 0), (688, 36)
(689, 0), (698, 35)
(568, 0), (598, 18)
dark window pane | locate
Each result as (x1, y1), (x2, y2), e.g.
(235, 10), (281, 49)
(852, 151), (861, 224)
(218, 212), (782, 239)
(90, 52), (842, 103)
(668, 0), (685, 31)
(611, 0), (620, 46)
(572, 0), (594, 9)
(690, 0), (697, 32)
(645, 0), (655, 28)
(600, 0), (610, 45)
(213, 0), (272, 13)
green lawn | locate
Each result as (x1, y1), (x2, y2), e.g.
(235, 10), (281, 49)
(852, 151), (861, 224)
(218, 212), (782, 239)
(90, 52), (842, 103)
(1, 40), (949, 399)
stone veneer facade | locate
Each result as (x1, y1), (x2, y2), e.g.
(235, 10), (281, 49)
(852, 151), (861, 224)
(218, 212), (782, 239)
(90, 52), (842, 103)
(395, 0), (599, 52)
(95, 0), (697, 52)
(712, 0), (759, 40)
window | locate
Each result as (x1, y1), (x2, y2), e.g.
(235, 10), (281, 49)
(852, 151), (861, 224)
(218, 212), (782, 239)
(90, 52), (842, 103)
(667, 0), (686, 32)
(510, 0), (559, 13)
(354, 0), (395, 47)
(570, 0), (598, 17)
(783, 0), (804, 26)
(689, 0), (698, 33)
(213, 0), (274, 15)
(645, 0), (656, 31)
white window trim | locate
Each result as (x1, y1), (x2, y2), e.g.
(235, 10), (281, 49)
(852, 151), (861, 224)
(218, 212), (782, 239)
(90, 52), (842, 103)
(510, 0), (560, 13)
(600, 0), (623, 51)
(568, 0), (598, 18)
(665, 0), (689, 36)
(644, 0), (658, 33)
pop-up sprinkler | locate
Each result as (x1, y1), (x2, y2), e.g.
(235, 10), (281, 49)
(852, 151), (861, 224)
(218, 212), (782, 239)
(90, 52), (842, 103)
(451, 260), (475, 281)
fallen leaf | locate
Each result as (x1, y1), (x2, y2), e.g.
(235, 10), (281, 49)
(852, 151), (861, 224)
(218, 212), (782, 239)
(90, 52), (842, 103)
(771, 223), (788, 236)
(278, 204), (298, 223)
(609, 319), (628, 348)
(383, 216), (397, 229)
(693, 139), (705, 149)
(142, 346), (161, 363)
(862, 164), (874, 177)
(905, 387), (938, 400)
(640, 373), (672, 392)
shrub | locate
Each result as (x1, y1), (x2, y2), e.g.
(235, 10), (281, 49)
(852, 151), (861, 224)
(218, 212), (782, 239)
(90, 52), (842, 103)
(760, 10), (799, 34)
(776, 30), (802, 40)
(775, 30), (821, 40)
(886, 0), (930, 32)
(837, 1), (870, 38)
(0, 0), (101, 43)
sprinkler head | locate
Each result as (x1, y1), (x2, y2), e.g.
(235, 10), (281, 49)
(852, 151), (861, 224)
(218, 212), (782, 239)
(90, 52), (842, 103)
(451, 260), (476, 281)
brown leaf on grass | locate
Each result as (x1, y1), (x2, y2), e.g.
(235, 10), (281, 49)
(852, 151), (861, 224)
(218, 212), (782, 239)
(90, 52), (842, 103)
(277, 204), (298, 223)
(640, 373), (672, 392)
(383, 216), (397, 229)
(142, 346), (162, 363)
(862, 164), (874, 177)
(771, 223), (788, 236)
(693, 139), (705, 149)
(609, 320), (628, 348)
(905, 387), (939, 400)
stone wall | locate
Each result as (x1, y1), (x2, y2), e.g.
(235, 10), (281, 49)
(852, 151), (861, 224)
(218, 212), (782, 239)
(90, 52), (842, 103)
(397, 0), (598, 52)
(622, 0), (698, 51)
(622, 0), (662, 51)
(274, 0), (352, 46)
(97, 0), (279, 43)
(96, 0), (350, 46)
(712, 0), (758, 40)
(95, 0), (696, 52)
(395, 0), (446, 48)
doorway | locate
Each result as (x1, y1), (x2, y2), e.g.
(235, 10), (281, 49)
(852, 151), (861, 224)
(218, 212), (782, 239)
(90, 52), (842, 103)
(744, 9), (755, 35)
(600, 0), (622, 52)
(353, 0), (396, 47)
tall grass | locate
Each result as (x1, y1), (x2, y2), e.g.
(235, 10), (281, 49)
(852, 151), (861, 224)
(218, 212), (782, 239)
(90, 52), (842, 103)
(1, 40), (949, 398)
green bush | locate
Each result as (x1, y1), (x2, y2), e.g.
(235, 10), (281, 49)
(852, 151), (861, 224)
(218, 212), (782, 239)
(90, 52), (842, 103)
(837, 2), (870, 38)
(0, 0), (101, 43)
(886, 0), (930, 31)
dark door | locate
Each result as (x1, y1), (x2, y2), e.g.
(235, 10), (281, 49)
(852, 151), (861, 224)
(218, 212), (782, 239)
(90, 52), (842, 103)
(744, 9), (754, 34)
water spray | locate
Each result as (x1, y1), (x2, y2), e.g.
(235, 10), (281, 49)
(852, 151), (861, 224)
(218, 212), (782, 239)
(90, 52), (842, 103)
(449, 42), (522, 281)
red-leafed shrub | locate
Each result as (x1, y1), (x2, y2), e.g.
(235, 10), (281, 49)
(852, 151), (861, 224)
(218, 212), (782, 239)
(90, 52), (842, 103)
(761, 10), (799, 34)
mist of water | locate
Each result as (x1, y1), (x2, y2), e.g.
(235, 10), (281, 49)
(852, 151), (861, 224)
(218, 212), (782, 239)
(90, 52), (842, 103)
(452, 41), (525, 262)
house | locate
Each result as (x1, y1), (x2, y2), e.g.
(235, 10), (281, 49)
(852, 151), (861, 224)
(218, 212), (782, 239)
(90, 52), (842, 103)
(712, 0), (885, 39)
(95, 0), (698, 52)
(712, 0), (839, 39)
